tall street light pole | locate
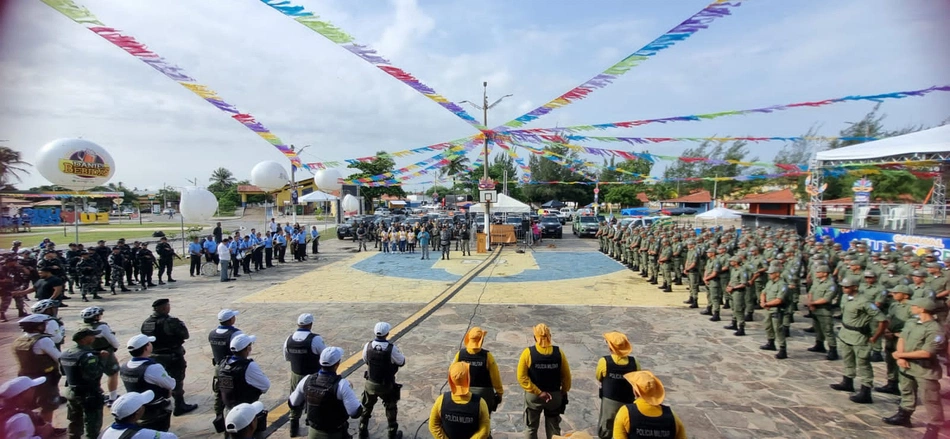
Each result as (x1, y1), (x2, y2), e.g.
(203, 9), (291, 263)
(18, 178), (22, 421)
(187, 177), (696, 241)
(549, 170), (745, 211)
(289, 144), (311, 225)
(461, 82), (512, 252)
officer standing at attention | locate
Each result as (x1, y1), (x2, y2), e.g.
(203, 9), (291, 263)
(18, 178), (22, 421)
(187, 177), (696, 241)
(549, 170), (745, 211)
(217, 334), (271, 414)
(883, 298), (945, 438)
(288, 347), (364, 439)
(108, 247), (129, 294)
(700, 248), (721, 319)
(210, 309), (243, 428)
(141, 298), (198, 416)
(611, 371), (686, 439)
(595, 332), (639, 439)
(76, 251), (102, 301)
(59, 327), (106, 439)
(120, 334), (176, 432)
(874, 285), (912, 396)
(428, 362), (491, 439)
(829, 277), (887, 404)
(359, 322), (406, 439)
(284, 313), (326, 437)
(759, 266), (789, 359)
(80, 307), (121, 406)
(805, 265), (839, 361)
(723, 257), (748, 336)
(682, 240), (699, 309)
(100, 391), (179, 439)
(517, 324), (571, 439)
(155, 237), (177, 285)
(452, 327), (503, 414)
(14, 313), (64, 428)
(188, 237), (203, 277)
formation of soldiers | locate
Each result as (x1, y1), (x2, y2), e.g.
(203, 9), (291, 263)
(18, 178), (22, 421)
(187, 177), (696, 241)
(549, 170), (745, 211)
(596, 218), (948, 437)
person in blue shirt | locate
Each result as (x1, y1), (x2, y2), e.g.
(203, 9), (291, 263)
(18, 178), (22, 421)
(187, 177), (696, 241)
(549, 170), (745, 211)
(240, 235), (253, 274)
(310, 226), (320, 255)
(263, 233), (274, 268)
(418, 229), (431, 260)
(228, 237), (241, 278)
(252, 232), (265, 271)
(188, 237), (203, 277)
(276, 233), (287, 264)
(203, 236), (218, 264)
(295, 230), (307, 262)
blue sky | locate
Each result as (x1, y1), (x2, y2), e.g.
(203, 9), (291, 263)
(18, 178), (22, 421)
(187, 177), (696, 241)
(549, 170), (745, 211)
(1, 0), (948, 191)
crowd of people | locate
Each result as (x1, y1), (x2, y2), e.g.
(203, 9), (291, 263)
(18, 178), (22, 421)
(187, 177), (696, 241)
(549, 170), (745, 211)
(351, 220), (476, 260)
(597, 219), (947, 437)
(206, 220), (322, 283)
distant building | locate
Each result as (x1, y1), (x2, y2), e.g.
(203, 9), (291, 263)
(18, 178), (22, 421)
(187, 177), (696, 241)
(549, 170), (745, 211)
(662, 190), (713, 213)
(725, 188), (798, 216)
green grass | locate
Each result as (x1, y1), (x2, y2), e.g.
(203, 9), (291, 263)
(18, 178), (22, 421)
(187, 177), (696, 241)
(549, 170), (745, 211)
(3, 224), (209, 248)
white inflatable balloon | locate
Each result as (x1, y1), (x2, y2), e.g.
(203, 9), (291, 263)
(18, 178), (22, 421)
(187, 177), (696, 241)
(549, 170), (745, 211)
(250, 161), (289, 192)
(35, 138), (115, 191)
(314, 169), (343, 191)
(342, 194), (360, 212)
(179, 187), (218, 222)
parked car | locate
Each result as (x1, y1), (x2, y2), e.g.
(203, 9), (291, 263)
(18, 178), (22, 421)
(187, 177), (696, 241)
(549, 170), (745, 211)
(374, 208), (391, 216)
(574, 216), (600, 237)
(539, 216), (563, 238)
(504, 216), (524, 236)
(337, 216), (371, 240)
(473, 215), (486, 233)
(558, 208), (575, 223)
(161, 208), (176, 216)
(660, 207), (697, 216)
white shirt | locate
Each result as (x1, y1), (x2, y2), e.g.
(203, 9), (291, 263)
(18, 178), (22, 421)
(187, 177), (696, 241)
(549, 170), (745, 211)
(125, 358), (177, 391)
(44, 318), (64, 345)
(362, 340), (406, 366)
(282, 330), (325, 360)
(269, 222), (278, 233)
(23, 332), (60, 361)
(217, 243), (231, 261)
(4, 413), (39, 439)
(100, 425), (178, 439)
(288, 372), (361, 416)
(95, 322), (121, 350)
(223, 356), (270, 393)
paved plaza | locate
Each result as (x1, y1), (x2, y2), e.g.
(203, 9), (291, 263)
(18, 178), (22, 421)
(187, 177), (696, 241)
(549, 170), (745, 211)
(0, 227), (942, 438)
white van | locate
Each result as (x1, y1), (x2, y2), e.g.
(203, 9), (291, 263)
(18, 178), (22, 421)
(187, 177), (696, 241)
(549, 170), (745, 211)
(558, 208), (575, 222)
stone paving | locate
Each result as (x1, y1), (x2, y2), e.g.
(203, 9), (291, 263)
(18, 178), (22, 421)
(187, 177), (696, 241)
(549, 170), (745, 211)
(0, 227), (945, 438)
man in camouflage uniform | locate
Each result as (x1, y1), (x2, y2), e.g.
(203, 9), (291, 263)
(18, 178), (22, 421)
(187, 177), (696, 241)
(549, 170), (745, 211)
(76, 251), (102, 302)
(671, 235), (684, 286)
(107, 247), (129, 294)
(829, 277), (887, 404)
(724, 256), (748, 336)
(657, 239), (673, 293)
(760, 265), (789, 359)
(683, 240), (700, 308)
(701, 248), (721, 320)
(65, 243), (81, 295)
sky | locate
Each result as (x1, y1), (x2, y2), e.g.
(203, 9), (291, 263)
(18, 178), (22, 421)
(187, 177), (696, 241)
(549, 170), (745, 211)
(1, 0), (949, 192)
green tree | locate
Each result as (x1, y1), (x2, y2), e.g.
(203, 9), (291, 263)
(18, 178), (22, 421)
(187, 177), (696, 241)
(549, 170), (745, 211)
(0, 146), (30, 189)
(521, 144), (593, 205)
(209, 167), (236, 193)
(347, 151), (407, 211)
(662, 140), (760, 200)
(603, 185), (643, 207)
(598, 156), (652, 204)
(465, 153), (524, 200)
(775, 126), (819, 200)
(439, 156), (472, 189)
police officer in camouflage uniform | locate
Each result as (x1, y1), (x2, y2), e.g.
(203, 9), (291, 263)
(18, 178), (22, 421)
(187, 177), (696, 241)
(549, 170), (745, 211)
(875, 285), (912, 396)
(683, 240), (700, 308)
(760, 265), (789, 359)
(829, 277), (887, 404)
(701, 248), (720, 320)
(724, 256), (748, 336)
(75, 251), (101, 302)
(141, 298), (198, 416)
(60, 327), (106, 439)
(65, 243), (81, 295)
(657, 239), (673, 293)
(107, 247), (129, 294)
(806, 265), (839, 360)
(672, 235), (684, 286)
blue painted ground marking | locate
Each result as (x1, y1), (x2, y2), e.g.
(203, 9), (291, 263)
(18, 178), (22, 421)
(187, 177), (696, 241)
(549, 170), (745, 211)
(350, 251), (624, 283)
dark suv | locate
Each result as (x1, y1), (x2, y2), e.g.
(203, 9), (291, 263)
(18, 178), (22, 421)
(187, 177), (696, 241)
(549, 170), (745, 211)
(540, 216), (563, 238)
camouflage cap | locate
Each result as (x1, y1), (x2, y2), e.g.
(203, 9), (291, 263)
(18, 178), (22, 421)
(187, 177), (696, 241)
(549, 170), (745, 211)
(926, 262), (940, 269)
(767, 265), (782, 274)
(863, 270), (877, 278)
(886, 263), (898, 271)
(911, 269), (926, 277)
(815, 265), (831, 273)
(888, 285), (910, 295)
(840, 277), (856, 287)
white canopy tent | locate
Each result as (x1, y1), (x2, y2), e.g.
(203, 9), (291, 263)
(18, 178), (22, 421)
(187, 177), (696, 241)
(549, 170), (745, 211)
(298, 190), (338, 203)
(470, 193), (531, 213)
(815, 125), (950, 163)
(695, 207), (741, 220)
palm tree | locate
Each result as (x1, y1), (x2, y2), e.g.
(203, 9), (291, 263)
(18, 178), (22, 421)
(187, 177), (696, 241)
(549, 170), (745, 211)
(0, 146), (30, 186)
(209, 167), (236, 192)
(439, 156), (471, 188)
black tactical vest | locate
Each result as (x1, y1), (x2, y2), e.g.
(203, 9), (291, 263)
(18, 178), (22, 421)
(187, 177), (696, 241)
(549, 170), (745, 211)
(141, 314), (173, 353)
(120, 358), (169, 400)
(60, 347), (100, 392)
(305, 373), (348, 431)
(366, 341), (397, 385)
(440, 392), (482, 439)
(625, 403), (676, 439)
(217, 358), (262, 409)
(208, 327), (239, 365)
(527, 346), (562, 393)
(601, 355), (639, 403)
(13, 334), (58, 377)
(457, 349), (491, 388)
(286, 332), (320, 376)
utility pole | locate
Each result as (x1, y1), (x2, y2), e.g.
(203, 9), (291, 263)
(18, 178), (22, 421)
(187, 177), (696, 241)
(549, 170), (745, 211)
(289, 144), (311, 225)
(461, 83), (512, 252)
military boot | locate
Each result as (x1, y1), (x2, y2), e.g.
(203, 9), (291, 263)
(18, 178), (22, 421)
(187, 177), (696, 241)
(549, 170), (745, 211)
(700, 306), (712, 316)
(882, 408), (912, 427)
(744, 313), (754, 322)
(723, 320), (738, 330)
(722, 302), (731, 310)
(830, 376), (854, 392)
(683, 297), (694, 304)
(849, 385), (873, 404)
(663, 284), (673, 293)
(688, 300), (699, 309)
(649, 276), (658, 285)
(807, 342), (827, 353)
(826, 347), (839, 361)
(803, 326), (815, 333)
(873, 379), (900, 395)
(870, 351), (884, 362)
(709, 312), (721, 322)
(782, 327), (790, 338)
(674, 278), (683, 286)
(733, 326), (746, 337)
(657, 282), (668, 290)
(289, 419), (300, 437)
(775, 347), (787, 359)
(759, 339), (776, 351)
(640, 270), (648, 277)
(173, 398), (198, 416)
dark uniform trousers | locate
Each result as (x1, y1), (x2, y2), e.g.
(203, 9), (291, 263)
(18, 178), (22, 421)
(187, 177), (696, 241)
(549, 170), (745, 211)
(66, 388), (104, 439)
(524, 391), (562, 439)
(360, 381), (399, 435)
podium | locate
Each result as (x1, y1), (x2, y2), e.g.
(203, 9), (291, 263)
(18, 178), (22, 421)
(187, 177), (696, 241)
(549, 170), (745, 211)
(476, 233), (487, 254)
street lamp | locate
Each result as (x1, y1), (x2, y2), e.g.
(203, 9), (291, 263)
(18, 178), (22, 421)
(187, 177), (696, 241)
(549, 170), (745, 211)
(289, 144), (311, 224)
(461, 82), (513, 252)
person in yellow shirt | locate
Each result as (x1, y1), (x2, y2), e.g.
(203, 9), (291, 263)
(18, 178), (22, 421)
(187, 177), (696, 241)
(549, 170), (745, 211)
(517, 324), (572, 439)
(612, 371), (686, 439)
(596, 332), (641, 439)
(429, 362), (491, 439)
(452, 327), (504, 413)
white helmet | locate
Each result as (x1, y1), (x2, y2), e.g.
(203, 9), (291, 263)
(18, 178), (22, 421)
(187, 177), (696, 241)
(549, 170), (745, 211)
(80, 306), (104, 320)
(31, 299), (57, 313)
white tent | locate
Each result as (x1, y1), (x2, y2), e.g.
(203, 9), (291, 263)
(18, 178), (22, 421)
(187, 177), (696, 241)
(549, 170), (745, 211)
(298, 190), (338, 203)
(695, 207), (741, 220)
(470, 193), (531, 213)
(815, 125), (950, 162)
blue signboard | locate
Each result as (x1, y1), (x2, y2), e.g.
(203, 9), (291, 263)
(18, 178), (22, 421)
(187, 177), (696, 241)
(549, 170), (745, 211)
(816, 226), (950, 260)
